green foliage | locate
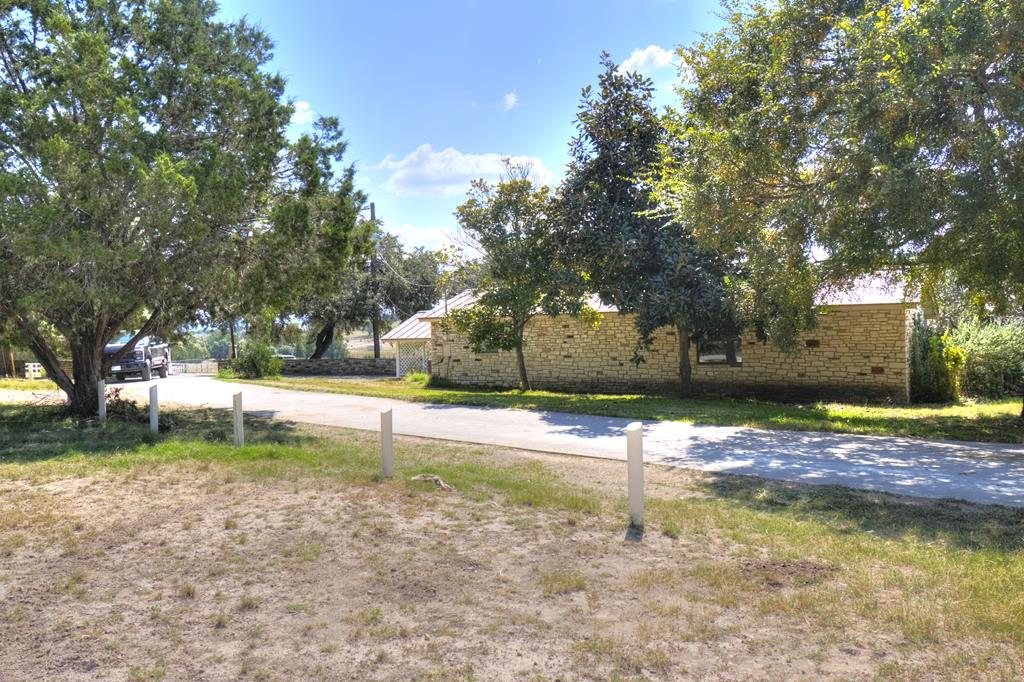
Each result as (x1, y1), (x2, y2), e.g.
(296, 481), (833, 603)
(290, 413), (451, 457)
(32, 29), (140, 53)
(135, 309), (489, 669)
(0, 0), (294, 413)
(242, 119), (374, 331)
(451, 163), (589, 391)
(671, 0), (1024, 316)
(561, 55), (742, 394)
(449, 305), (519, 353)
(234, 343), (283, 380)
(302, 232), (442, 358)
(168, 333), (212, 361)
(910, 316), (965, 403)
(951, 321), (1024, 398)
(402, 371), (430, 386)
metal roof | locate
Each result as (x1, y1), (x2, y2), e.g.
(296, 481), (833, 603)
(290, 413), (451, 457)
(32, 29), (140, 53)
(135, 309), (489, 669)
(815, 277), (914, 306)
(413, 277), (913, 327)
(381, 311), (432, 343)
(418, 291), (480, 320)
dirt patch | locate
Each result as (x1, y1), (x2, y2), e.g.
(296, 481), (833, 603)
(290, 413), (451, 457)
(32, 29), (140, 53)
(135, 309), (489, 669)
(0, 448), (1017, 680)
(739, 559), (837, 589)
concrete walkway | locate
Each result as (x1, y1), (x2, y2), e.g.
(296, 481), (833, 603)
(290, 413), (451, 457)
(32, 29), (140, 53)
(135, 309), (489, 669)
(15, 375), (1013, 507)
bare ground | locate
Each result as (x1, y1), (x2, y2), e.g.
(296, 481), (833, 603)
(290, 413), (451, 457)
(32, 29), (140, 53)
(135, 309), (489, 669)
(2, 429), (1020, 682)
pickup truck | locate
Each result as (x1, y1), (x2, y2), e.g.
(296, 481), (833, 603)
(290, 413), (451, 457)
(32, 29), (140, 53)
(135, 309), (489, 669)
(104, 333), (171, 382)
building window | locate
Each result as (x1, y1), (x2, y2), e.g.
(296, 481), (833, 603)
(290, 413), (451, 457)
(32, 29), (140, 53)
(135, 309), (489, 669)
(697, 337), (742, 365)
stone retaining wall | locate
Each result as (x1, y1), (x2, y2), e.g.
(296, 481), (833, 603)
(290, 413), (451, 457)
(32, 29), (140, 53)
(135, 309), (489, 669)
(281, 357), (395, 376)
(430, 304), (914, 402)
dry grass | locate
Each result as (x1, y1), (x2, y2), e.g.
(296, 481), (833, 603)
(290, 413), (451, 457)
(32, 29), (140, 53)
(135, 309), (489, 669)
(0, 403), (1022, 679)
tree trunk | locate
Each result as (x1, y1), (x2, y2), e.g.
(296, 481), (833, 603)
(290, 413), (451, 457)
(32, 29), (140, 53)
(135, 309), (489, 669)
(20, 317), (75, 400)
(677, 324), (693, 398)
(229, 321), (237, 360)
(27, 334), (102, 417)
(372, 314), (381, 360)
(514, 342), (530, 392)
(66, 342), (103, 417)
(310, 323), (335, 359)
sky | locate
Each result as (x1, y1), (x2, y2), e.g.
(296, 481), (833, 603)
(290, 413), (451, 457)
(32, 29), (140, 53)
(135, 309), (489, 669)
(216, 0), (726, 250)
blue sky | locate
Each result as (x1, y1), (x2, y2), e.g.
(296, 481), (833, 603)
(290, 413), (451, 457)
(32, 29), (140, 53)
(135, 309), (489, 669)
(216, 0), (725, 250)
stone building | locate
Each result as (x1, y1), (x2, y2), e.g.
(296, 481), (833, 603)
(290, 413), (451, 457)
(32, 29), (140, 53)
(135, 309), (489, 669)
(404, 283), (917, 402)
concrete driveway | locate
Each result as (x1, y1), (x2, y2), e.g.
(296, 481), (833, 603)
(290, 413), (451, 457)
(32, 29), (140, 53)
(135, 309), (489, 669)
(101, 375), (1024, 507)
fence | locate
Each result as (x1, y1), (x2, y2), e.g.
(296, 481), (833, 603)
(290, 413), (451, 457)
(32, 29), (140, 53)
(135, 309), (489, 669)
(170, 360), (220, 375)
(281, 357), (395, 376)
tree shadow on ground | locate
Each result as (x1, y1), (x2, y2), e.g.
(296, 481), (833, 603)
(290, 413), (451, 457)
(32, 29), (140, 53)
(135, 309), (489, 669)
(417, 385), (1022, 443)
(0, 404), (311, 464)
(698, 472), (1024, 553)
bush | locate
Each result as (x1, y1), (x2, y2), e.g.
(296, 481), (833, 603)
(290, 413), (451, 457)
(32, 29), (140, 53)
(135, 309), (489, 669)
(234, 342), (283, 379)
(950, 320), (1024, 398)
(402, 371), (429, 385)
(910, 314), (965, 403)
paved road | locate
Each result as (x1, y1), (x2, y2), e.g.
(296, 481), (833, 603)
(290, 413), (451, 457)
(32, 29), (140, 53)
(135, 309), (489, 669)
(99, 375), (1024, 507)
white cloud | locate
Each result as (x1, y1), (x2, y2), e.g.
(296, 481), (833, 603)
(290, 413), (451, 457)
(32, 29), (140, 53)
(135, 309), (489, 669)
(376, 144), (557, 197)
(500, 91), (519, 111)
(290, 100), (315, 125)
(619, 45), (677, 75)
(386, 221), (456, 250)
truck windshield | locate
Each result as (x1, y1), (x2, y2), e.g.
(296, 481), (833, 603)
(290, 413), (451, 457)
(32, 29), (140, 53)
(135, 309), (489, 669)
(111, 333), (136, 344)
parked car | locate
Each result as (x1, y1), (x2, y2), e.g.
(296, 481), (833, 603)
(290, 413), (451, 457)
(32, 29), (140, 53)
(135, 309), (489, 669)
(104, 333), (170, 382)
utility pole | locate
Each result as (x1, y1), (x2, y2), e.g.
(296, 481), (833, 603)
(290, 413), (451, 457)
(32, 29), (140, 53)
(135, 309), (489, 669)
(369, 203), (382, 360)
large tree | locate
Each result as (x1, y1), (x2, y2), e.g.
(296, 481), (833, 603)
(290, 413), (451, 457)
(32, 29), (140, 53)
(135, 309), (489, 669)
(670, 0), (1023, 318)
(0, 0), (296, 414)
(560, 55), (743, 396)
(242, 117), (373, 357)
(303, 232), (441, 359)
(451, 164), (589, 391)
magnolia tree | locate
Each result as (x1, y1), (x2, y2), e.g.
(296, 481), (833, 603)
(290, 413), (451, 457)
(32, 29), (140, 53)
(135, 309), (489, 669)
(559, 55), (746, 396)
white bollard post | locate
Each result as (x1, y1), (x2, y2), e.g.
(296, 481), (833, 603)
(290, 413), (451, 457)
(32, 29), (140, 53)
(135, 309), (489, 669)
(233, 392), (244, 447)
(380, 408), (394, 478)
(97, 380), (106, 422)
(626, 422), (644, 530)
(149, 384), (159, 434)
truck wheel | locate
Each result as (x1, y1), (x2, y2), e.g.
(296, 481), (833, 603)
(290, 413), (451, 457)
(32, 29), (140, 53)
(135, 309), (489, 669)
(115, 374), (125, 382)
(157, 363), (168, 379)
(141, 362), (152, 381)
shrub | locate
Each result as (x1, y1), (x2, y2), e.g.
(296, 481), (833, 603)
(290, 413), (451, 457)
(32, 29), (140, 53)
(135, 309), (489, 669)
(910, 315), (964, 403)
(234, 342), (283, 379)
(950, 320), (1024, 398)
(402, 371), (429, 386)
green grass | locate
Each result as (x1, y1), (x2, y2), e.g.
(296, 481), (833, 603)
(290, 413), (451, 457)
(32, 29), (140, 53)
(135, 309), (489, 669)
(0, 403), (598, 513)
(0, 378), (58, 391)
(232, 375), (1024, 443)
(1, 402), (1022, 654)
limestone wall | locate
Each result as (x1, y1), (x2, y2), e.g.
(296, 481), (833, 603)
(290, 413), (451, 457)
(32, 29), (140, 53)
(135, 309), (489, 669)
(429, 304), (913, 401)
(280, 357), (395, 376)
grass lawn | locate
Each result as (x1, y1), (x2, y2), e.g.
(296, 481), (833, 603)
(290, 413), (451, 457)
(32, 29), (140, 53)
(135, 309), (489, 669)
(1, 402), (1022, 679)
(234, 375), (1024, 443)
(0, 377), (58, 391)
